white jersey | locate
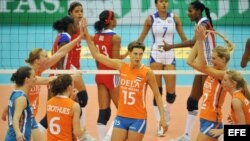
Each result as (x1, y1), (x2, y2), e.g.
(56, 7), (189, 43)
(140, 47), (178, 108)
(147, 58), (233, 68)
(150, 12), (176, 65)
(197, 17), (216, 65)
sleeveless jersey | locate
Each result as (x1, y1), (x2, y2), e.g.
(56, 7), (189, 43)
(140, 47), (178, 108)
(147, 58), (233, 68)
(197, 17), (216, 65)
(5, 90), (33, 141)
(51, 32), (71, 70)
(117, 63), (150, 119)
(47, 95), (75, 141)
(93, 29), (116, 70)
(231, 91), (250, 124)
(70, 30), (81, 69)
(28, 71), (41, 117)
(151, 12), (175, 52)
(200, 75), (227, 122)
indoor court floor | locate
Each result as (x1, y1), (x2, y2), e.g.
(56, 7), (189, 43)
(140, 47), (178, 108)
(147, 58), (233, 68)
(0, 85), (231, 141)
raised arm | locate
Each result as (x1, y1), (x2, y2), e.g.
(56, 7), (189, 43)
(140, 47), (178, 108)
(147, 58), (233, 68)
(84, 21), (122, 70)
(189, 26), (226, 80)
(44, 19), (85, 69)
(147, 69), (168, 133)
(137, 16), (151, 42)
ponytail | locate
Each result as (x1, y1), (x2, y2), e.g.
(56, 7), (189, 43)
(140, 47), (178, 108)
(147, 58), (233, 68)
(204, 7), (213, 27)
(190, 0), (213, 27)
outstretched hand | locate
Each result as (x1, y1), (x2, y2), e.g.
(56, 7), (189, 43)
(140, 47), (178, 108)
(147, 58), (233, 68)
(78, 17), (88, 39)
(158, 40), (172, 51)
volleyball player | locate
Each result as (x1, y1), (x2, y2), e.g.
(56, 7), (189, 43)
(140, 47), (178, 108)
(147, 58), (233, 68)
(5, 66), (38, 141)
(1, 19), (85, 141)
(186, 25), (233, 141)
(47, 74), (86, 141)
(137, 0), (187, 136)
(93, 10), (128, 141)
(168, 1), (215, 140)
(83, 19), (168, 141)
(208, 70), (250, 137)
(241, 38), (250, 68)
(67, 4), (96, 140)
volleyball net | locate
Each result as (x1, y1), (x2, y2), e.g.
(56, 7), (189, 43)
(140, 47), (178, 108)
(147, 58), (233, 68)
(0, 0), (250, 83)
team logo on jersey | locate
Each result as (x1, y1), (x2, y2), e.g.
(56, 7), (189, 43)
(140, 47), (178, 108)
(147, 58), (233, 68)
(135, 76), (142, 82)
(167, 19), (173, 23)
(99, 35), (104, 41)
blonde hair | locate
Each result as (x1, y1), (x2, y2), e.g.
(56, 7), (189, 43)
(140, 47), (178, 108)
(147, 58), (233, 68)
(226, 70), (250, 100)
(25, 48), (43, 64)
(213, 47), (231, 63)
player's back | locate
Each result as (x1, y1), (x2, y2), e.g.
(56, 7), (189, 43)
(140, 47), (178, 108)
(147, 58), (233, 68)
(231, 91), (250, 124)
(94, 29), (116, 70)
(47, 96), (75, 141)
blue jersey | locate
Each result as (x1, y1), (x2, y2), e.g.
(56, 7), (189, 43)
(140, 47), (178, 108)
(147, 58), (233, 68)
(5, 90), (33, 141)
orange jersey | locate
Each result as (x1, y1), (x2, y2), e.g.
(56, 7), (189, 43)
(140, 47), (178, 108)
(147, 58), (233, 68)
(200, 75), (227, 122)
(47, 96), (75, 141)
(117, 63), (150, 119)
(231, 91), (250, 124)
(28, 71), (42, 116)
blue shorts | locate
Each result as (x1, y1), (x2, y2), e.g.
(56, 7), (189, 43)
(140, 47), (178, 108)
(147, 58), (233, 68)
(200, 118), (223, 139)
(31, 117), (39, 129)
(113, 116), (147, 134)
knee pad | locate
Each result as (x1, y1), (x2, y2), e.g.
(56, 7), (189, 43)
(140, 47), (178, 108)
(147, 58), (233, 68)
(76, 90), (88, 107)
(187, 96), (198, 111)
(166, 92), (176, 104)
(97, 108), (111, 125)
(153, 87), (163, 106)
(39, 115), (48, 129)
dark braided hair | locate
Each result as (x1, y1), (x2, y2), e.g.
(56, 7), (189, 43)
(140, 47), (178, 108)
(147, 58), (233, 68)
(94, 10), (114, 32)
(190, 0), (213, 27)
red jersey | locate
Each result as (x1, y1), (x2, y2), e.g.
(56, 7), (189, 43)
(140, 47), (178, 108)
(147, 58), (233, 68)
(200, 75), (227, 123)
(231, 90), (250, 124)
(70, 30), (81, 69)
(51, 32), (71, 70)
(117, 63), (150, 119)
(93, 29), (116, 70)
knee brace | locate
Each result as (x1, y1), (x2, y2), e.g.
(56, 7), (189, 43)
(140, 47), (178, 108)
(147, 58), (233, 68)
(97, 108), (111, 125)
(166, 92), (176, 104)
(39, 114), (48, 129)
(76, 90), (88, 107)
(153, 87), (163, 106)
(187, 96), (198, 111)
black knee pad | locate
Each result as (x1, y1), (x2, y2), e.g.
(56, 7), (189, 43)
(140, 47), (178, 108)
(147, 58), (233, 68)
(40, 114), (48, 129)
(187, 96), (198, 111)
(166, 92), (176, 104)
(153, 87), (163, 106)
(76, 90), (88, 107)
(97, 108), (111, 125)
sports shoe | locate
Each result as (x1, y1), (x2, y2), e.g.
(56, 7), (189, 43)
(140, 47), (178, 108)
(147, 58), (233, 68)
(80, 133), (96, 141)
(156, 126), (165, 137)
(170, 134), (190, 141)
(102, 135), (111, 141)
